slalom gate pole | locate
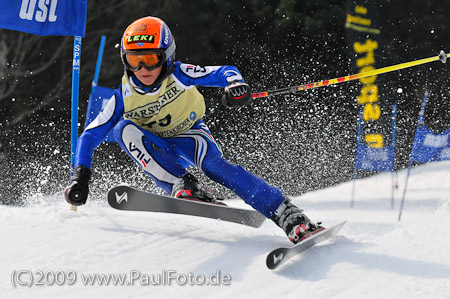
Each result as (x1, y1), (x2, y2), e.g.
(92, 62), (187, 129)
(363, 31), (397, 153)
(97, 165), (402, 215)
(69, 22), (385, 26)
(350, 110), (363, 208)
(398, 91), (429, 221)
(69, 36), (82, 212)
(252, 51), (448, 99)
(70, 36), (82, 174)
(91, 35), (107, 95)
(391, 103), (397, 209)
(85, 35), (107, 128)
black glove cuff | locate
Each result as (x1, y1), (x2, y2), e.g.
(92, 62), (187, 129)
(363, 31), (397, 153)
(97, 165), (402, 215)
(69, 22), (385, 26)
(72, 165), (92, 185)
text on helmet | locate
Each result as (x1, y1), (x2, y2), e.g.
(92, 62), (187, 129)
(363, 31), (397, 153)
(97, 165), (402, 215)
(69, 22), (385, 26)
(127, 35), (156, 44)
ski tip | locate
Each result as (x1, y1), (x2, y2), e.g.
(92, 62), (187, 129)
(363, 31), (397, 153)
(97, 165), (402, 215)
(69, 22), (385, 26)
(266, 249), (286, 270)
(265, 221), (347, 270)
(333, 220), (347, 230)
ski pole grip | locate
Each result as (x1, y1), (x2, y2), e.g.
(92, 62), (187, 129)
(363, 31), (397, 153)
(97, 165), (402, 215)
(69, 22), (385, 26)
(70, 190), (83, 201)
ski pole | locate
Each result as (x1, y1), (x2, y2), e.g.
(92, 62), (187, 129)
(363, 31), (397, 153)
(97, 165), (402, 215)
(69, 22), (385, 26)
(252, 50), (448, 99)
(398, 91), (429, 221)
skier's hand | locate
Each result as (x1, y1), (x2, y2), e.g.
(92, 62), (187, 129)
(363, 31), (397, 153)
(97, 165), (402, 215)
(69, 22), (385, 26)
(64, 165), (92, 206)
(221, 81), (252, 107)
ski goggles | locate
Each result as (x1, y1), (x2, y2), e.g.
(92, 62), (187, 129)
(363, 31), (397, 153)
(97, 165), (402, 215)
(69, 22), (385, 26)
(123, 50), (164, 72)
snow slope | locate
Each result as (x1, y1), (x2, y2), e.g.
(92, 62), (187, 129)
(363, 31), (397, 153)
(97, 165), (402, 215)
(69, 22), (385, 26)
(1, 161), (450, 299)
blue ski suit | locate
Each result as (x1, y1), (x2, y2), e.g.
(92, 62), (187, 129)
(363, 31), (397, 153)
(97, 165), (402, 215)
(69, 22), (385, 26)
(75, 61), (284, 218)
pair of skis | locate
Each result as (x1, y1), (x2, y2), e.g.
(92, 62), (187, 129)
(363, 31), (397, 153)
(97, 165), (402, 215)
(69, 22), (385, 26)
(107, 186), (345, 270)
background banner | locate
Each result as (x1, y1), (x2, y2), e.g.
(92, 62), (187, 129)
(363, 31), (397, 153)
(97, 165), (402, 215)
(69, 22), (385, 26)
(346, 0), (393, 151)
(0, 0), (87, 37)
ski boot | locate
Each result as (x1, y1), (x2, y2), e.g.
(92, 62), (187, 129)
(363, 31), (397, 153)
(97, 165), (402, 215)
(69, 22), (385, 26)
(171, 173), (225, 205)
(271, 197), (324, 244)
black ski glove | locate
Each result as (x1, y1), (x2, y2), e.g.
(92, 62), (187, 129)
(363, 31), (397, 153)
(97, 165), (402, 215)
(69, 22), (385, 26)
(221, 81), (252, 107)
(64, 165), (92, 206)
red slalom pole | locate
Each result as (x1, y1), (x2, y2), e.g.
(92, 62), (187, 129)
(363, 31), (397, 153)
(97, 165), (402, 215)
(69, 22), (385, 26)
(252, 50), (448, 99)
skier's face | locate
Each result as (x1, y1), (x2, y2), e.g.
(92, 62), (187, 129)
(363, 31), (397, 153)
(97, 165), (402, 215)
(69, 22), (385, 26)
(134, 65), (162, 86)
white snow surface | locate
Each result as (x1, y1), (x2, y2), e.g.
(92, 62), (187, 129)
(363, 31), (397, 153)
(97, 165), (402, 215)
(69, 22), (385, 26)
(1, 161), (450, 299)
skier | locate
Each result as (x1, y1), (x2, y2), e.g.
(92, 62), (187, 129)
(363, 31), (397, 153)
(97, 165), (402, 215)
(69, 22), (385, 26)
(64, 16), (324, 244)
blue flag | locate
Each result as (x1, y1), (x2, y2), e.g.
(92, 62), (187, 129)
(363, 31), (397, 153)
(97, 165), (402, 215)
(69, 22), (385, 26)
(0, 0), (87, 37)
(354, 104), (397, 173)
(410, 125), (450, 163)
(355, 144), (395, 172)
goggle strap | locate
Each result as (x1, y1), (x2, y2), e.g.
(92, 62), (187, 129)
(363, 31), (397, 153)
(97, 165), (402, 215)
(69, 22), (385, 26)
(165, 41), (176, 60)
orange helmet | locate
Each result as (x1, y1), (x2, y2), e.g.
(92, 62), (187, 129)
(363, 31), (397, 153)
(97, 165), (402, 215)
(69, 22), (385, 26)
(121, 16), (176, 75)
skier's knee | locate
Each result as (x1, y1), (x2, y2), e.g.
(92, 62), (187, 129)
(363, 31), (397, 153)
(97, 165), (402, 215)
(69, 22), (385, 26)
(201, 155), (228, 176)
